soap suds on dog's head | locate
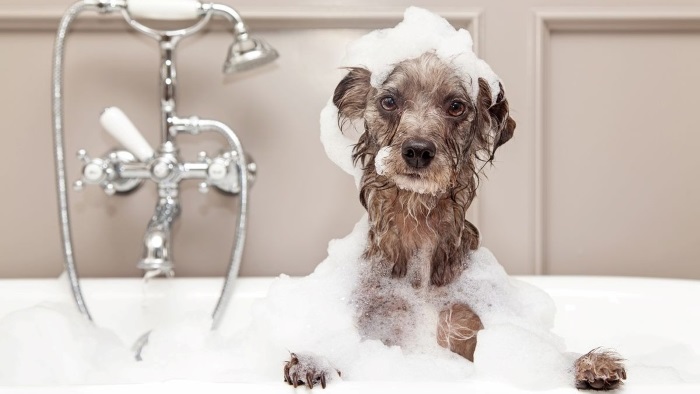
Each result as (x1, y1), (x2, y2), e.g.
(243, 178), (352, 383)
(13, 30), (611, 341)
(321, 7), (502, 181)
(341, 7), (501, 102)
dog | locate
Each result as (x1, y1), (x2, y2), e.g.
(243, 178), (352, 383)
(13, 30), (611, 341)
(283, 51), (626, 390)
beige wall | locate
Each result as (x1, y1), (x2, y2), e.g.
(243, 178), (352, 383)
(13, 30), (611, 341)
(1, 0), (699, 279)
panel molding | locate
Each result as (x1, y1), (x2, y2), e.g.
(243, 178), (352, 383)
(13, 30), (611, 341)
(533, 9), (700, 274)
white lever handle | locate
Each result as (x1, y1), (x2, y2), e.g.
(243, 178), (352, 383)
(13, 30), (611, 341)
(127, 0), (201, 20)
(100, 107), (154, 162)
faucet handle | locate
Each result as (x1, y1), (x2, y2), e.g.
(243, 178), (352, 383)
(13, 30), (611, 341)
(100, 107), (154, 162)
(73, 148), (142, 195)
(73, 149), (95, 191)
(73, 149), (107, 192)
(195, 151), (234, 192)
(208, 151), (236, 193)
(127, 0), (202, 20)
(194, 150), (256, 194)
(197, 151), (223, 194)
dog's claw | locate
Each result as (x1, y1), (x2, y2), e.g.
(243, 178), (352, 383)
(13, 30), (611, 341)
(306, 371), (314, 389)
(283, 358), (291, 383)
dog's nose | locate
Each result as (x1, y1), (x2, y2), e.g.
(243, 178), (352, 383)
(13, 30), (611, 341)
(401, 139), (436, 169)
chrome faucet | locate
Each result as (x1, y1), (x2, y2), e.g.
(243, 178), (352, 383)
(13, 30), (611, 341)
(52, 0), (275, 330)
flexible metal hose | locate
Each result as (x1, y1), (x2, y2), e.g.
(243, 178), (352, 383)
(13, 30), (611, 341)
(52, 1), (99, 321)
(194, 120), (249, 330)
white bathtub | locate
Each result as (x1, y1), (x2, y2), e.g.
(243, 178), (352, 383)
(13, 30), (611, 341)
(1, 276), (698, 393)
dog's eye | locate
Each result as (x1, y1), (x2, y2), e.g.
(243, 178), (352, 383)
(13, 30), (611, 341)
(447, 100), (466, 117)
(380, 96), (398, 111)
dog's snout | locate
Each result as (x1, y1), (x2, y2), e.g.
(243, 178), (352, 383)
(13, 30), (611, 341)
(401, 139), (436, 169)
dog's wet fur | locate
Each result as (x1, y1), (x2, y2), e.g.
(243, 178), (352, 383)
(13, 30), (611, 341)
(285, 52), (626, 390)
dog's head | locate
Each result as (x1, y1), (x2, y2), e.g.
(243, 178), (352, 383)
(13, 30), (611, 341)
(333, 52), (515, 200)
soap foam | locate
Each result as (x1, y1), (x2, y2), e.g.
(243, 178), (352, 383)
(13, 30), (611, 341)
(1, 228), (700, 388)
(341, 7), (500, 102)
(0, 303), (131, 385)
(374, 146), (392, 176)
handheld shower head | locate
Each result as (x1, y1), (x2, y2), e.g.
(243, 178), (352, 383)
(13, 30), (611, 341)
(202, 3), (278, 74)
(224, 35), (278, 74)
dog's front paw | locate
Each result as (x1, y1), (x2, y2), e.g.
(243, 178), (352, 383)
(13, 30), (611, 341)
(574, 348), (627, 390)
(283, 352), (341, 389)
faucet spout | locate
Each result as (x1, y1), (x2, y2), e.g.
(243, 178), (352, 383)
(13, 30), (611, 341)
(138, 194), (179, 277)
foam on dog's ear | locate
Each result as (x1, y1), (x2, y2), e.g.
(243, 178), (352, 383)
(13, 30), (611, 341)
(320, 101), (363, 184)
(318, 67), (372, 186)
(333, 67), (372, 122)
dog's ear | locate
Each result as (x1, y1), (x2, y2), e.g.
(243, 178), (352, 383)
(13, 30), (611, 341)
(476, 78), (516, 159)
(333, 67), (372, 120)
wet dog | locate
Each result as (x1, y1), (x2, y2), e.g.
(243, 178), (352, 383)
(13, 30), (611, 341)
(284, 52), (626, 390)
